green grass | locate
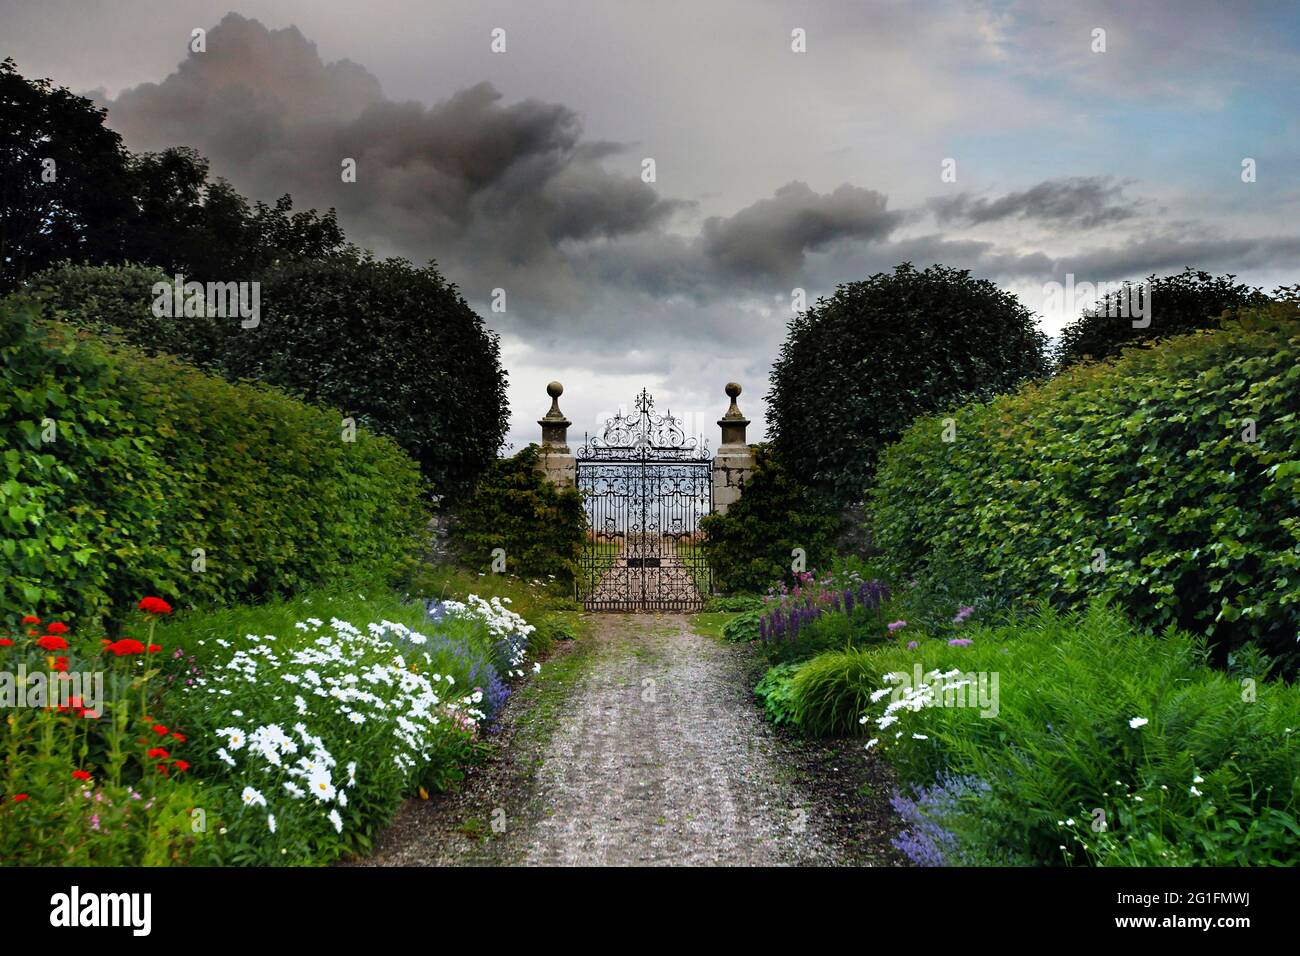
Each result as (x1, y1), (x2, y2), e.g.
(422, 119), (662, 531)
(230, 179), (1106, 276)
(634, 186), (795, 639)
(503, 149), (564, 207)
(689, 611), (742, 640)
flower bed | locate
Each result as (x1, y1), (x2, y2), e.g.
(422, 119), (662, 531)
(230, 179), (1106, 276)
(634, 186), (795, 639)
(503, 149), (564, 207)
(0, 590), (543, 865)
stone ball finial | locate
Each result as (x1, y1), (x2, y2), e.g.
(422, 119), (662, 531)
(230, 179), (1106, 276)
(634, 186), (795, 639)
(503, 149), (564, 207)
(725, 382), (741, 399)
(547, 381), (564, 399)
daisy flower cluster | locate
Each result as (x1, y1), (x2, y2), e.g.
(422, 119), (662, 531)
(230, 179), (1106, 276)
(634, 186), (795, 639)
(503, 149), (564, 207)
(184, 616), (490, 852)
(859, 668), (973, 751)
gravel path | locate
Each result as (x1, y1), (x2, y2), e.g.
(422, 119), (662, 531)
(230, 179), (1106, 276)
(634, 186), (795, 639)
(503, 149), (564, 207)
(356, 613), (903, 867)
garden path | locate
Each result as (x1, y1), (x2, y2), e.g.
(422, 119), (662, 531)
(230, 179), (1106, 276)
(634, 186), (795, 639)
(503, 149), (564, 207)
(357, 614), (902, 866)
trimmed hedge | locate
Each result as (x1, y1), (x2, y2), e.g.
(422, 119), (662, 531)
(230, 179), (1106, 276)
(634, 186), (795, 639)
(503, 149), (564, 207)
(871, 302), (1300, 665)
(0, 295), (427, 628)
(30, 257), (508, 497)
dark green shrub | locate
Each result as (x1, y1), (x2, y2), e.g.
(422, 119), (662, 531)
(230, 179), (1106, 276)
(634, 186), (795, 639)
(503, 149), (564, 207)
(0, 296), (428, 626)
(767, 263), (1048, 504)
(1055, 268), (1271, 369)
(453, 445), (586, 582)
(31, 256), (508, 496)
(699, 446), (841, 593)
(871, 302), (1300, 666)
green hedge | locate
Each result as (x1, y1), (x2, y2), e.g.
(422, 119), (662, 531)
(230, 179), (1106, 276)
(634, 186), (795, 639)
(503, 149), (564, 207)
(0, 295), (427, 627)
(30, 257), (509, 497)
(871, 303), (1300, 665)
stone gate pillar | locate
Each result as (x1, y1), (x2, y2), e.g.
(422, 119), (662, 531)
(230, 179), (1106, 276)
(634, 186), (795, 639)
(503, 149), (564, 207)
(537, 381), (576, 488)
(711, 382), (755, 515)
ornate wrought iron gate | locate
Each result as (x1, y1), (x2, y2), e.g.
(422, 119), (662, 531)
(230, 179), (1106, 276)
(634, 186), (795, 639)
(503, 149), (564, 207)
(576, 389), (712, 611)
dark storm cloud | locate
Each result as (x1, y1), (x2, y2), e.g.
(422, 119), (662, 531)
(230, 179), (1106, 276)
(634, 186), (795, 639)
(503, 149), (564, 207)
(101, 13), (683, 309)
(701, 182), (903, 281)
(929, 177), (1137, 229)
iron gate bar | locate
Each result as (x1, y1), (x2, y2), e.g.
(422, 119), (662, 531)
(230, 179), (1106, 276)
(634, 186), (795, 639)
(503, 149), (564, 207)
(575, 390), (712, 612)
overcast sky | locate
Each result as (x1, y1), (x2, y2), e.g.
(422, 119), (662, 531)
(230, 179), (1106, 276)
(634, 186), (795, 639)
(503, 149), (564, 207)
(4, 0), (1299, 451)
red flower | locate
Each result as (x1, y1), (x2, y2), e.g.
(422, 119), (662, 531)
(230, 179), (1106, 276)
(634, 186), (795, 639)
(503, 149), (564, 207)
(21, 615), (40, 625)
(0, 639), (13, 647)
(12, 793), (29, 803)
(46, 622), (69, 635)
(105, 639), (145, 657)
(148, 644), (162, 654)
(172, 760), (190, 773)
(52, 657), (69, 672)
(147, 747), (170, 760)
(36, 635), (68, 652)
(170, 731), (187, 742)
(156, 764), (169, 776)
(137, 597), (173, 616)
(71, 769), (92, 782)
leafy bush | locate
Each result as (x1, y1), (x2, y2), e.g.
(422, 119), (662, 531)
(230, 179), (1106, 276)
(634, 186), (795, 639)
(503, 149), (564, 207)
(1055, 268), (1271, 369)
(453, 444), (586, 582)
(754, 663), (802, 728)
(851, 603), (1300, 866)
(767, 262), (1049, 504)
(699, 446), (842, 593)
(871, 302), (1300, 666)
(722, 609), (763, 642)
(1, 297), (172, 627)
(701, 594), (766, 612)
(31, 256), (508, 496)
(0, 296), (428, 628)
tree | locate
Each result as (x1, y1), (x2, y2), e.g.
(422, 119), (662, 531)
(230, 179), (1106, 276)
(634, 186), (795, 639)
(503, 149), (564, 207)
(125, 148), (351, 280)
(1, 60), (352, 291)
(0, 58), (136, 291)
(1054, 268), (1271, 369)
(766, 262), (1049, 505)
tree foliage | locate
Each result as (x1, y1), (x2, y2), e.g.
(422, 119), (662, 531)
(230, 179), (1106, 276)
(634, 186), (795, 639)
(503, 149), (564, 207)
(1054, 267), (1271, 369)
(767, 263), (1049, 505)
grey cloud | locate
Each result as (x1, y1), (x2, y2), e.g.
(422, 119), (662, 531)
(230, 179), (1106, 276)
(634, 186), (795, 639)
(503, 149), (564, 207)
(102, 12), (682, 310)
(930, 177), (1137, 229)
(1054, 232), (1300, 282)
(701, 181), (903, 281)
